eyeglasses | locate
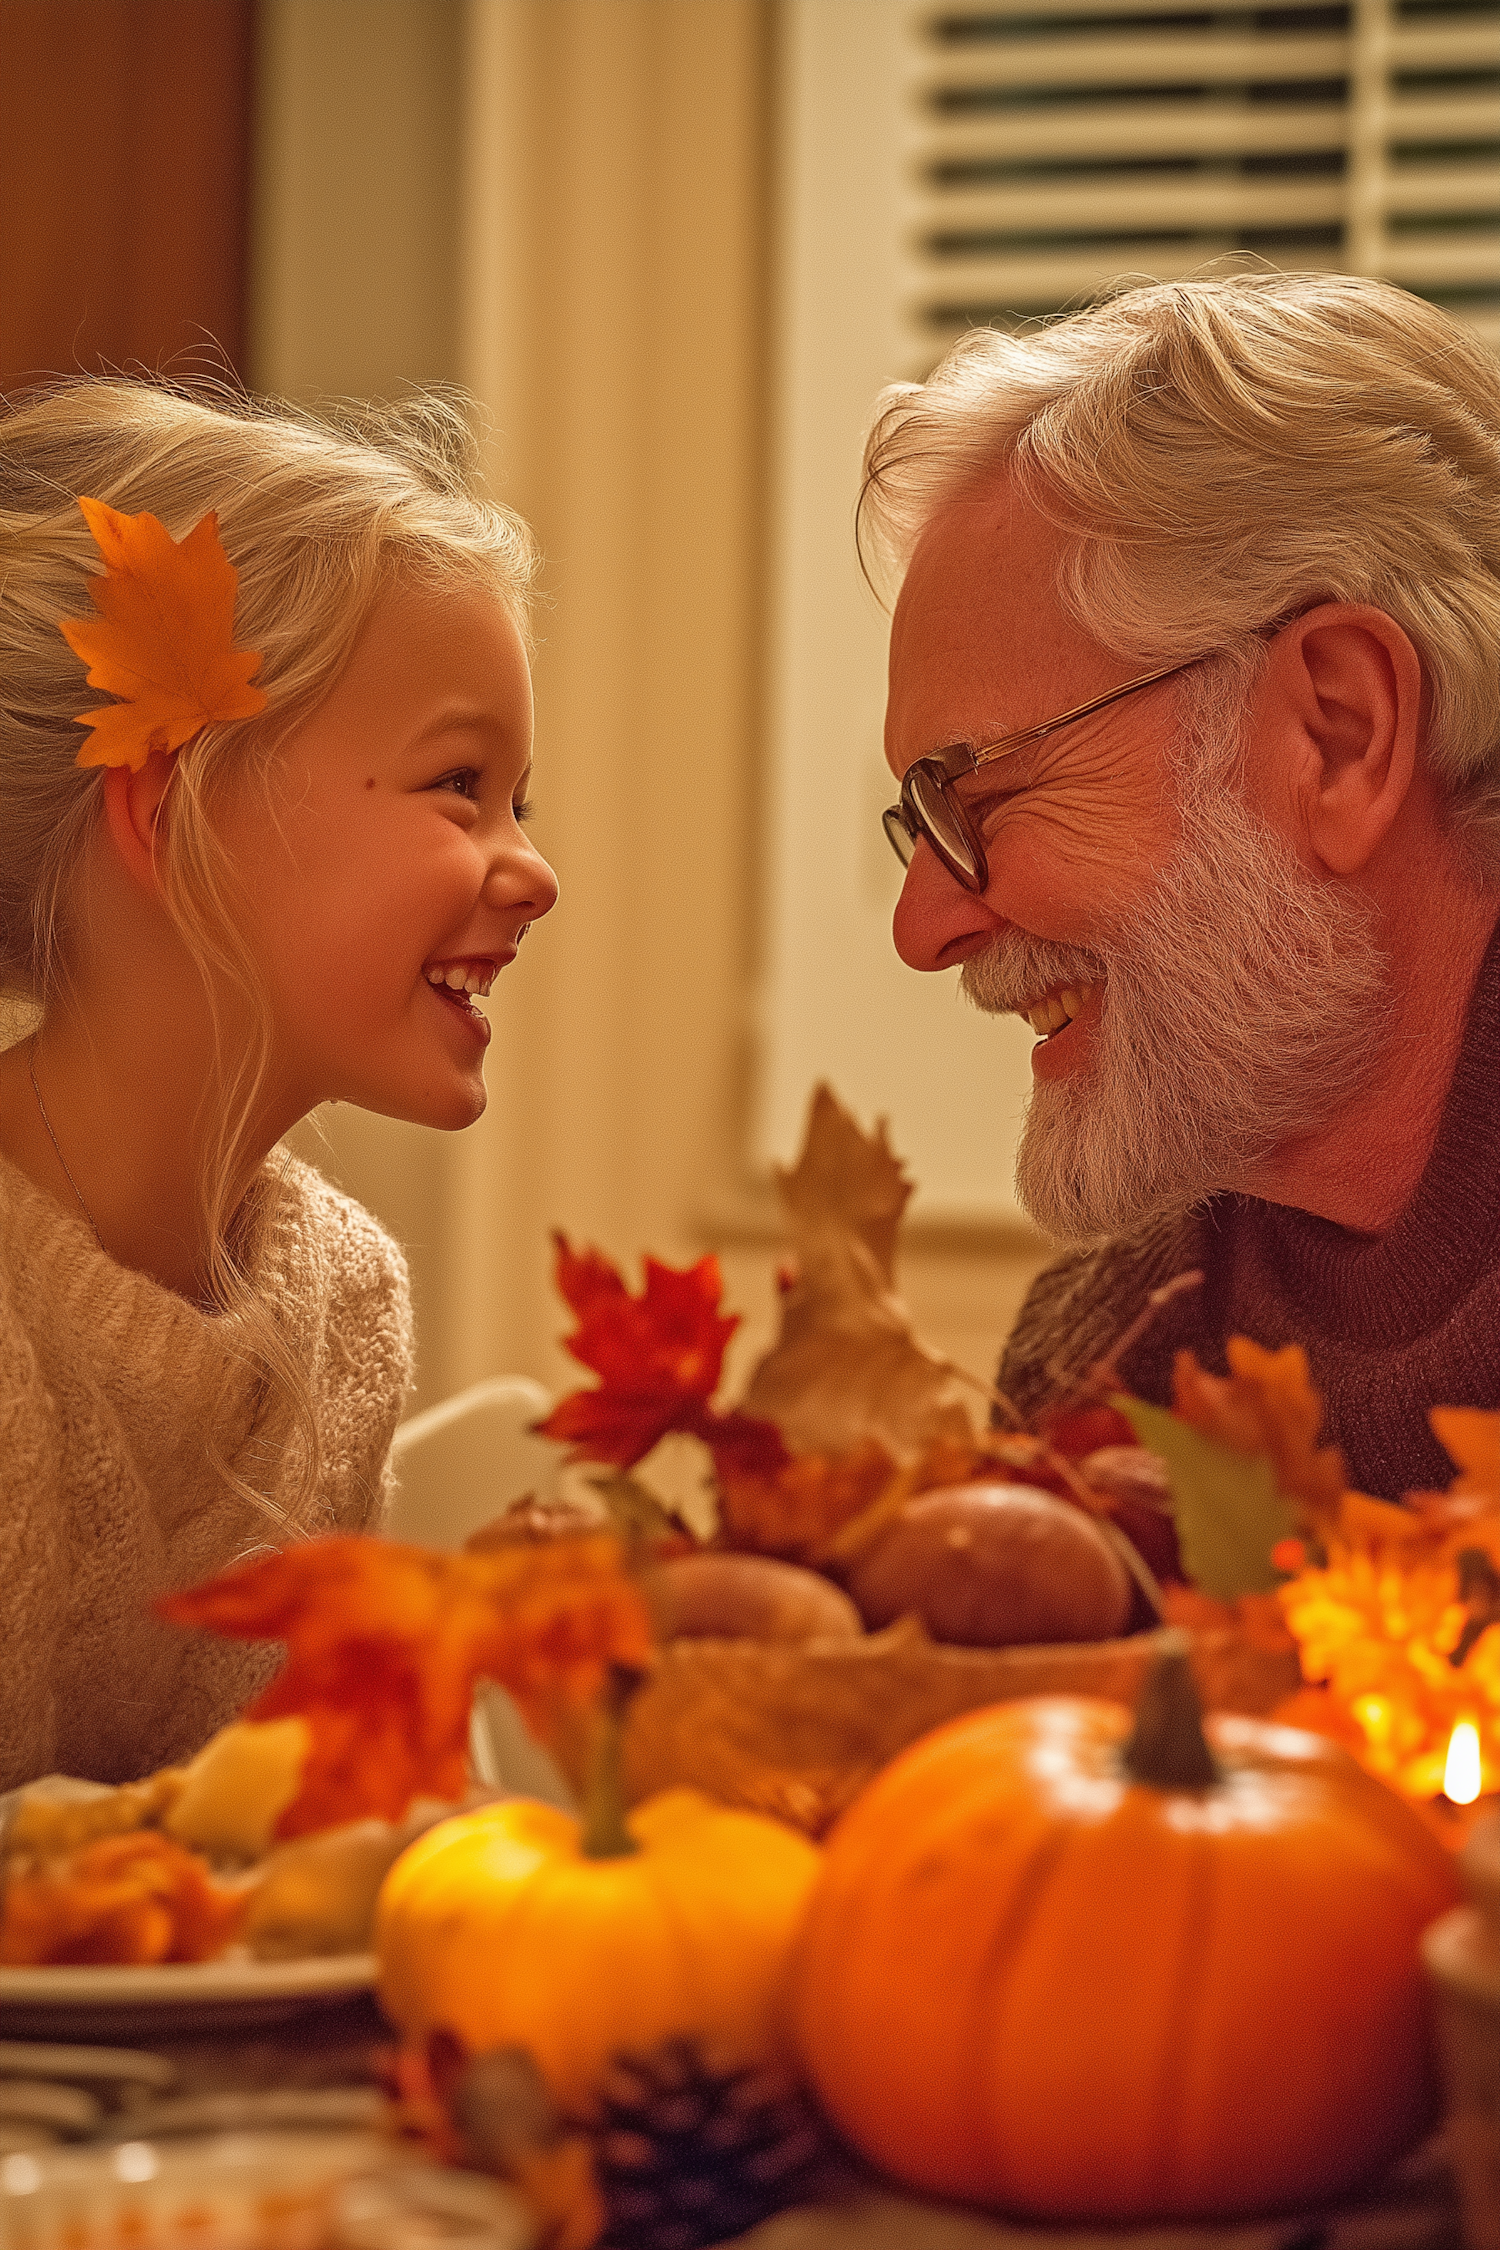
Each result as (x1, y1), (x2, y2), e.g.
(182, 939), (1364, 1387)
(882, 658), (1200, 895)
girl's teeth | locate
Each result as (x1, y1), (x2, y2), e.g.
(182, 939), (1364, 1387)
(427, 963), (497, 998)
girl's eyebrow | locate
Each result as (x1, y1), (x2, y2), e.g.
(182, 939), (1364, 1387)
(404, 706), (505, 751)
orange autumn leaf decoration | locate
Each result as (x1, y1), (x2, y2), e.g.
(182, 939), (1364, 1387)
(1353, 1411), (1500, 1549)
(60, 497), (267, 770)
(1431, 1408), (1500, 1504)
(1265, 1401), (1500, 1798)
(1170, 1335), (1347, 1527)
(718, 1436), (898, 1564)
(159, 1534), (653, 1838)
(1159, 1583), (1295, 1653)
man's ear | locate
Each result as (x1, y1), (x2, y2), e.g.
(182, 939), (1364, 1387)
(101, 750), (177, 892)
(1273, 604), (1424, 876)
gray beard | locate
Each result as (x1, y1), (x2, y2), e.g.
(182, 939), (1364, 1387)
(960, 780), (1390, 1245)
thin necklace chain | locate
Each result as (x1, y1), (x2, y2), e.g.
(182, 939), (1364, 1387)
(28, 1042), (106, 1254)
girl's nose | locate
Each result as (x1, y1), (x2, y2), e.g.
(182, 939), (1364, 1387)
(891, 837), (999, 971)
(492, 834), (559, 923)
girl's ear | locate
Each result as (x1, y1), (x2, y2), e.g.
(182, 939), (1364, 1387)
(101, 751), (177, 893)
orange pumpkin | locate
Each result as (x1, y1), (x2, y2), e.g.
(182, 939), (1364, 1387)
(793, 1637), (1461, 2221)
(377, 1784), (821, 2117)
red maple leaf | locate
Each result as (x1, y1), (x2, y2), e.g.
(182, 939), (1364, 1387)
(535, 1235), (788, 1478)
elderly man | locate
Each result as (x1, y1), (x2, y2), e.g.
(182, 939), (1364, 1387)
(874, 274), (1500, 1501)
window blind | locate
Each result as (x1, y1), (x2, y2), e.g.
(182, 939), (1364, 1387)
(905, 0), (1500, 348)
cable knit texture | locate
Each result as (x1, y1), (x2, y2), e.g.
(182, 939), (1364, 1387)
(1000, 915), (1500, 1501)
(0, 1151), (413, 1793)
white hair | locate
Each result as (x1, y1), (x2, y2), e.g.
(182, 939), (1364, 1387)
(861, 274), (1500, 846)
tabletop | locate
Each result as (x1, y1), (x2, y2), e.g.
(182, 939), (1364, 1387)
(0, 2002), (1465, 2250)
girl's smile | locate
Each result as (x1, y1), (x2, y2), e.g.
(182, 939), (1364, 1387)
(214, 579), (558, 1131)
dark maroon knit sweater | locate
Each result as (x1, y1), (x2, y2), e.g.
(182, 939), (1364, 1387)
(998, 914), (1500, 1501)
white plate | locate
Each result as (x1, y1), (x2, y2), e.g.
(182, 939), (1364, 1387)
(0, 1953), (378, 2040)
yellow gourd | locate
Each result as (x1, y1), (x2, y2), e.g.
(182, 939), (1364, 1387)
(376, 1717), (821, 2115)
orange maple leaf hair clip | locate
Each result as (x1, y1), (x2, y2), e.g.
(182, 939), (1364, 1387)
(59, 496), (268, 771)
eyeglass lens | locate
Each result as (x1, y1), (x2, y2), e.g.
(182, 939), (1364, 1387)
(905, 765), (985, 892)
(882, 806), (916, 867)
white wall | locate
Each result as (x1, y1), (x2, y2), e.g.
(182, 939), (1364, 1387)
(249, 0), (1053, 1415)
(754, 0), (1041, 1223)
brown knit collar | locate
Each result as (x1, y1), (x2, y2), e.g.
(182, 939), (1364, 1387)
(1206, 907), (1500, 1347)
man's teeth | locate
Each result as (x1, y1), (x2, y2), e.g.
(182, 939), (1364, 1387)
(1025, 982), (1096, 1037)
(426, 963), (497, 998)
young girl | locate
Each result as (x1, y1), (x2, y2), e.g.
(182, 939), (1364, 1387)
(0, 378), (558, 1794)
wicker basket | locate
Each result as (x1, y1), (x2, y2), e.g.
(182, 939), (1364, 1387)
(622, 1618), (1301, 1836)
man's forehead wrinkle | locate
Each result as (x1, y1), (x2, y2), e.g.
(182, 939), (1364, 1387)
(885, 468), (1157, 789)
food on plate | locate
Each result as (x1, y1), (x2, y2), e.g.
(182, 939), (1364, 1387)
(242, 1810), (440, 1962)
(0, 1780), (466, 1968)
(0, 1532), (654, 1970)
(164, 1718), (312, 1861)
(1, 1768), (185, 1860)
(377, 1676), (823, 2121)
(650, 1554), (861, 1644)
(840, 1483), (1133, 1647)
(0, 1830), (251, 1967)
(793, 1634), (1462, 2220)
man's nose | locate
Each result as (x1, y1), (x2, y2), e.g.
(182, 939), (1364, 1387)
(891, 837), (1001, 971)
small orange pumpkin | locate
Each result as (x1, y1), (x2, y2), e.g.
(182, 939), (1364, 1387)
(793, 1634), (1461, 2221)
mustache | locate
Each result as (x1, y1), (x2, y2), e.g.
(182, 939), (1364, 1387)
(960, 930), (1109, 1018)
(960, 782), (1389, 1246)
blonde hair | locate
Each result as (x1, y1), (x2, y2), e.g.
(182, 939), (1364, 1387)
(0, 376), (537, 1533)
(861, 274), (1500, 844)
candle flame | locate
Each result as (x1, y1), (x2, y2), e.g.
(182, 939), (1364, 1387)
(1445, 1720), (1483, 1805)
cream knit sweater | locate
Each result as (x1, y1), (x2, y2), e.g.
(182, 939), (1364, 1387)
(0, 1151), (413, 1794)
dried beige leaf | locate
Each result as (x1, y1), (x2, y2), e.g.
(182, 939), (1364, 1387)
(738, 1085), (976, 1461)
(777, 1083), (912, 1283)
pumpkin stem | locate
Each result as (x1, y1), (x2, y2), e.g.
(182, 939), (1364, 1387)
(579, 1663), (646, 1860)
(1121, 1630), (1220, 1789)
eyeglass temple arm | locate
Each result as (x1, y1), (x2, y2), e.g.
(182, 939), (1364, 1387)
(963, 659), (1198, 775)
